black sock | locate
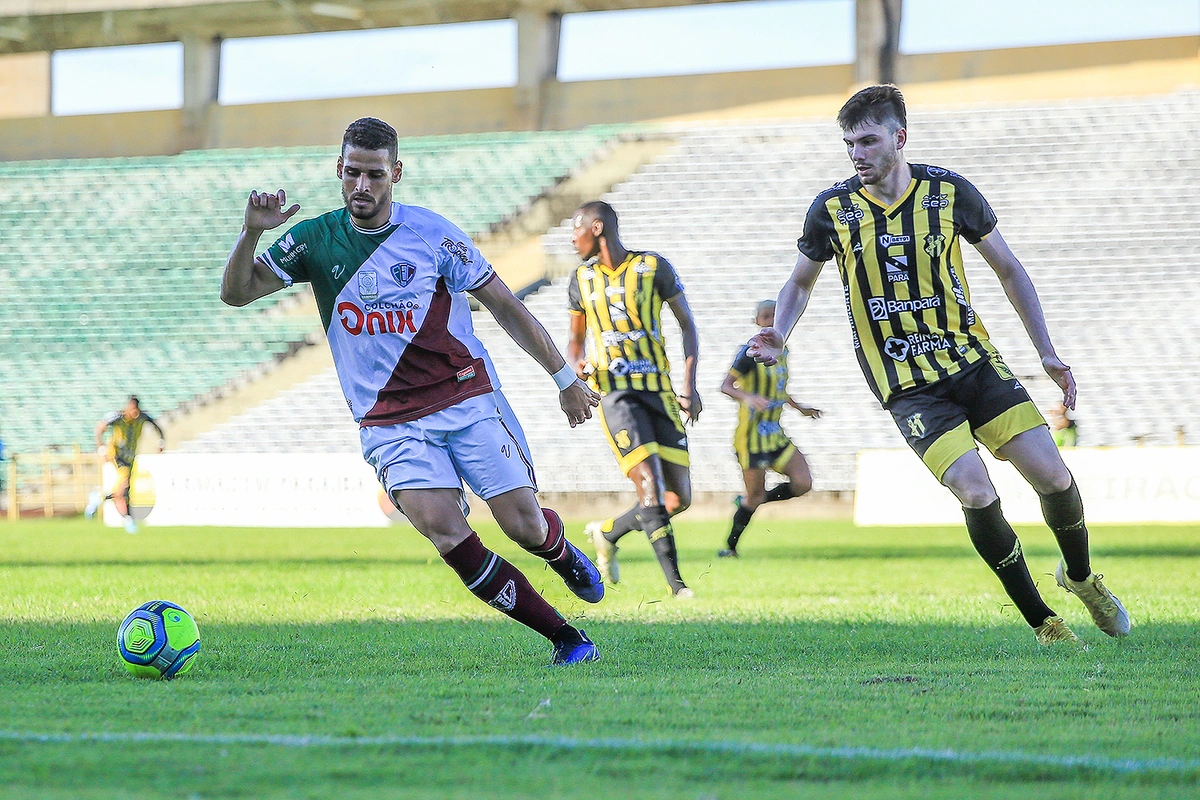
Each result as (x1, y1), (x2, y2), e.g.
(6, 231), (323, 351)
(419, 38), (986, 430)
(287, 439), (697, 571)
(638, 505), (686, 593)
(1039, 479), (1091, 582)
(727, 505), (754, 550)
(603, 505), (643, 544)
(764, 482), (797, 504)
(963, 500), (1055, 628)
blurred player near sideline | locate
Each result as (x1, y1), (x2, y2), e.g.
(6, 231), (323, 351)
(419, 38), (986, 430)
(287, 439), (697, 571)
(567, 201), (701, 597)
(85, 395), (164, 534)
(221, 117), (605, 666)
(718, 300), (821, 558)
(749, 86), (1129, 645)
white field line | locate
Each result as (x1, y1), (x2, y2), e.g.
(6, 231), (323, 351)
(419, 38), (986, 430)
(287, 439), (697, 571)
(1, 731), (1197, 776)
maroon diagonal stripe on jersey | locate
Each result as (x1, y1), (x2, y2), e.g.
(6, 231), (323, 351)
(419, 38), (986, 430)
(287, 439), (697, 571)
(361, 277), (493, 426)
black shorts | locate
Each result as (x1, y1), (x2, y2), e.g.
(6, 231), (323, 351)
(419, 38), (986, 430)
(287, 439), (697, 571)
(736, 442), (797, 472)
(597, 389), (689, 475)
(885, 354), (1046, 481)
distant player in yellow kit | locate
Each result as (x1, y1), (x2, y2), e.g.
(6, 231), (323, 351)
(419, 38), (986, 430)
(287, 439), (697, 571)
(86, 396), (164, 533)
(719, 301), (820, 557)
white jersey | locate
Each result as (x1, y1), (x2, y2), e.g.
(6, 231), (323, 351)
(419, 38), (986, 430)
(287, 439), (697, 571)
(259, 203), (501, 426)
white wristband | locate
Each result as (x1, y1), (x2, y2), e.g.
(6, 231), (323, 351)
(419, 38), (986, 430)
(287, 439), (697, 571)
(552, 363), (577, 391)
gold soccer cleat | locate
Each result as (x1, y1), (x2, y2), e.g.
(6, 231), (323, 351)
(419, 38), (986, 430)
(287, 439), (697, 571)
(586, 521), (620, 584)
(1034, 615), (1079, 646)
(1055, 562), (1132, 637)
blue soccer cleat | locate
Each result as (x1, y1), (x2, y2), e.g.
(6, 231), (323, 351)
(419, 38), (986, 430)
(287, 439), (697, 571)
(551, 629), (599, 666)
(552, 540), (605, 604)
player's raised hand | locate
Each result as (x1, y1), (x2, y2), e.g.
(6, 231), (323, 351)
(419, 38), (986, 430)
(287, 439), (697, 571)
(747, 327), (784, 365)
(245, 189), (300, 233)
(560, 380), (600, 428)
(1042, 355), (1077, 410)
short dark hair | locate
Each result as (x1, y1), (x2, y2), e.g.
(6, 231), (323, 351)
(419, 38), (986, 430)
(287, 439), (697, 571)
(577, 200), (619, 236)
(837, 84), (907, 133)
(127, 395), (140, 407)
(342, 117), (398, 164)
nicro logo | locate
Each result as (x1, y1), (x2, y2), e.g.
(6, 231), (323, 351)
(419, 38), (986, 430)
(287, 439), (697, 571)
(867, 296), (943, 321)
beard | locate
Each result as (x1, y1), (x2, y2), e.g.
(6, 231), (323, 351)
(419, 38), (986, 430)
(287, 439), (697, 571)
(344, 190), (386, 220)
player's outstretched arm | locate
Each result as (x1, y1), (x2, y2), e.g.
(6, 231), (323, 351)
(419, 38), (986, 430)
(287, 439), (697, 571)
(974, 228), (1077, 409)
(720, 373), (769, 412)
(666, 292), (703, 423)
(221, 190), (299, 307)
(471, 275), (600, 428)
(748, 253), (823, 364)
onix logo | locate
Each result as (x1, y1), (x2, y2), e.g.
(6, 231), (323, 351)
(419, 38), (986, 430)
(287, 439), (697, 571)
(338, 302), (417, 336)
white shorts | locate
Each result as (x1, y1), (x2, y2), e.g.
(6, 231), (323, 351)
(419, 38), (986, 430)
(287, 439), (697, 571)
(361, 391), (537, 502)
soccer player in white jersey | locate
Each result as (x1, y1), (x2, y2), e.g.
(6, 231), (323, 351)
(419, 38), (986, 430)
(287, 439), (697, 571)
(221, 117), (605, 665)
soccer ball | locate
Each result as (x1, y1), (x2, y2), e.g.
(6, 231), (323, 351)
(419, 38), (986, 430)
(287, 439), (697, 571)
(117, 601), (201, 679)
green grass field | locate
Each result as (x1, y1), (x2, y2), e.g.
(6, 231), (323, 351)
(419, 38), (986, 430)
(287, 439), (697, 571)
(0, 516), (1197, 799)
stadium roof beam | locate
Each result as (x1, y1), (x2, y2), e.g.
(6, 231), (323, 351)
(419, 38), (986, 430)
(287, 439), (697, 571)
(0, 0), (780, 53)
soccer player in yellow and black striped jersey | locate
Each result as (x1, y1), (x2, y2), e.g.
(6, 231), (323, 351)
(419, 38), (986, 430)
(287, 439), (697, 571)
(567, 201), (702, 597)
(85, 395), (165, 533)
(719, 301), (821, 557)
(750, 85), (1129, 645)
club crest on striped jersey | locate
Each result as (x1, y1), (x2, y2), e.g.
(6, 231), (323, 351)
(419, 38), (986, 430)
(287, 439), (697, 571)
(358, 270), (379, 301)
(391, 262), (416, 288)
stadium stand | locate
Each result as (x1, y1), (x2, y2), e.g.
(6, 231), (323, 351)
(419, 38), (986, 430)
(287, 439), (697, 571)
(0, 127), (627, 457)
(181, 91), (1200, 493)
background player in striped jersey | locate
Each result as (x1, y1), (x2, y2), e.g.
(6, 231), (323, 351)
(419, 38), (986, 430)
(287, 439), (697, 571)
(85, 395), (164, 534)
(567, 201), (701, 598)
(750, 85), (1129, 645)
(718, 300), (821, 558)
(221, 117), (605, 665)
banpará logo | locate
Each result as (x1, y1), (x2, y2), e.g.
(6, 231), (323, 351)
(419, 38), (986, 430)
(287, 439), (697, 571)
(836, 203), (865, 224)
(337, 301), (417, 336)
(921, 194), (949, 210)
(441, 238), (473, 265)
(867, 295), (943, 321)
(878, 233), (911, 248)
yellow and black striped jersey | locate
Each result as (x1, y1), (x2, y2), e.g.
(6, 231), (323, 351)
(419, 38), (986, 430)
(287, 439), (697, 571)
(729, 344), (792, 455)
(568, 251), (684, 394)
(102, 411), (164, 465)
(797, 163), (1000, 405)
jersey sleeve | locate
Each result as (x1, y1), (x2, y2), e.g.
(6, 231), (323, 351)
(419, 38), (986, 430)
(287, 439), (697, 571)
(952, 176), (998, 244)
(567, 271), (583, 314)
(796, 194), (837, 263)
(652, 255), (685, 302)
(729, 345), (755, 377)
(258, 221), (313, 285)
(434, 219), (494, 293)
